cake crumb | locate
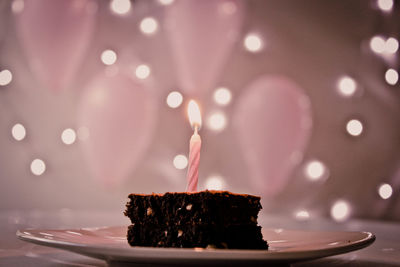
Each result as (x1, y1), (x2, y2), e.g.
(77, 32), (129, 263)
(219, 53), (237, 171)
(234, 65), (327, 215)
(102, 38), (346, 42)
(177, 230), (183, 237)
(186, 204), (193, 210)
(147, 207), (153, 216)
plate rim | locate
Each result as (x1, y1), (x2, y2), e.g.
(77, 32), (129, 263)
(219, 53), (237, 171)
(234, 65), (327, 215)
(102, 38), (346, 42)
(16, 226), (376, 263)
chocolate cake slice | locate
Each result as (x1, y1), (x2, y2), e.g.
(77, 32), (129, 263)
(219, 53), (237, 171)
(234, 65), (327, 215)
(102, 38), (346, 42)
(124, 190), (268, 249)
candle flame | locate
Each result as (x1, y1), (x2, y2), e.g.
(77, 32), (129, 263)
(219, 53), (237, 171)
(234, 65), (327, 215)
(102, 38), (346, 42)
(188, 100), (202, 130)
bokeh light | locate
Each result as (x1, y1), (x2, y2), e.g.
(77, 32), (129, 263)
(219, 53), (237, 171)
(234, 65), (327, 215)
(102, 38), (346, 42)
(11, 0), (24, 14)
(0, 69), (13, 86)
(110, 0), (131, 15)
(244, 34), (263, 53)
(61, 128), (77, 145)
(385, 69), (399, 85)
(378, 183), (393, 199)
(331, 200), (351, 222)
(173, 154), (188, 170)
(135, 64), (151, 79)
(346, 119), (363, 136)
(205, 175), (225, 190)
(166, 91), (183, 108)
(140, 17), (158, 35)
(11, 123), (26, 141)
(377, 0), (393, 12)
(213, 87), (232, 106)
(30, 159), (46, 176)
(294, 210), (310, 221)
(385, 37), (399, 54)
(207, 112), (227, 132)
(304, 160), (327, 181)
(158, 0), (174, 5)
(337, 76), (357, 97)
(100, 50), (117, 65)
(369, 36), (385, 54)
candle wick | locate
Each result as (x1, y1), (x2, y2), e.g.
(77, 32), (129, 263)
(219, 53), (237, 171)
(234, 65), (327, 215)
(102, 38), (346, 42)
(194, 125), (199, 135)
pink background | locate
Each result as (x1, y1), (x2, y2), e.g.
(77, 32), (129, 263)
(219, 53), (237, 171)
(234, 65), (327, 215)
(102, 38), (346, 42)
(0, 0), (399, 222)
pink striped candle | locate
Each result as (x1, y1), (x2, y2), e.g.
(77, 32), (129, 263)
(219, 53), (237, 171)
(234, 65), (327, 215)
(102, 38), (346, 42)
(186, 100), (202, 192)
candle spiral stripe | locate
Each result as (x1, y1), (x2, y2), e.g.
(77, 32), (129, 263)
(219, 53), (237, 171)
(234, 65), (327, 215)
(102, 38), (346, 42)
(186, 133), (201, 192)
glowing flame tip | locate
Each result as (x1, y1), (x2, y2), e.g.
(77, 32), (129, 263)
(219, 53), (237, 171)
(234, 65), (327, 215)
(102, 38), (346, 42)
(188, 100), (202, 130)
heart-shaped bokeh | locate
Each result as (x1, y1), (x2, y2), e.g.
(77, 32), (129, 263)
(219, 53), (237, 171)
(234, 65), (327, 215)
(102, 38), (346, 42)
(78, 72), (157, 188)
(233, 75), (312, 198)
(165, 0), (244, 95)
(15, 0), (96, 92)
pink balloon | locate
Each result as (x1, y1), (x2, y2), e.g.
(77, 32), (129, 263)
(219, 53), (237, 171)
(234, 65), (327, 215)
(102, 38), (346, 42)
(15, 0), (96, 92)
(78, 72), (157, 187)
(165, 0), (244, 95)
(233, 75), (312, 198)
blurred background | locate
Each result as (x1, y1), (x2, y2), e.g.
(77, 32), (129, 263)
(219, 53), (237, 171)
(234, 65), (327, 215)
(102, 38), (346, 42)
(0, 0), (399, 223)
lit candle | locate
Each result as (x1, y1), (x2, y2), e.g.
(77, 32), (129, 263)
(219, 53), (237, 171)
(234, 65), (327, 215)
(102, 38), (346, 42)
(186, 100), (202, 192)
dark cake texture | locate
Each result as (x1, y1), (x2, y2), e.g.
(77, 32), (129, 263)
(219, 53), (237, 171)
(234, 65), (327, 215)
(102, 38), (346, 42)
(124, 190), (268, 249)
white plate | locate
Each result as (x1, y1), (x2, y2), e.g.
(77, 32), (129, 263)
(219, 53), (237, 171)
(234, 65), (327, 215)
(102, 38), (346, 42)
(16, 226), (375, 265)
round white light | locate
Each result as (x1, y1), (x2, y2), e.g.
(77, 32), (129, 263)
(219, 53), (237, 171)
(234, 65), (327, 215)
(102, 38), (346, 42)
(135, 64), (151, 79)
(337, 76), (357, 97)
(294, 210), (310, 221)
(100, 50), (117, 65)
(158, 0), (174, 5)
(61, 128), (77, 145)
(213, 87), (232, 106)
(244, 34), (263, 53)
(385, 37), (399, 54)
(377, 0), (393, 12)
(346, 119), (363, 136)
(207, 112), (227, 132)
(173, 154), (188, 170)
(166, 91), (183, 108)
(11, 0), (24, 14)
(30, 159), (46, 176)
(369, 36), (386, 54)
(110, 0), (131, 15)
(139, 17), (158, 35)
(0, 70), (13, 86)
(385, 69), (399, 85)
(304, 160), (326, 181)
(11, 123), (26, 141)
(205, 175), (225, 190)
(331, 200), (351, 222)
(378, 183), (393, 199)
